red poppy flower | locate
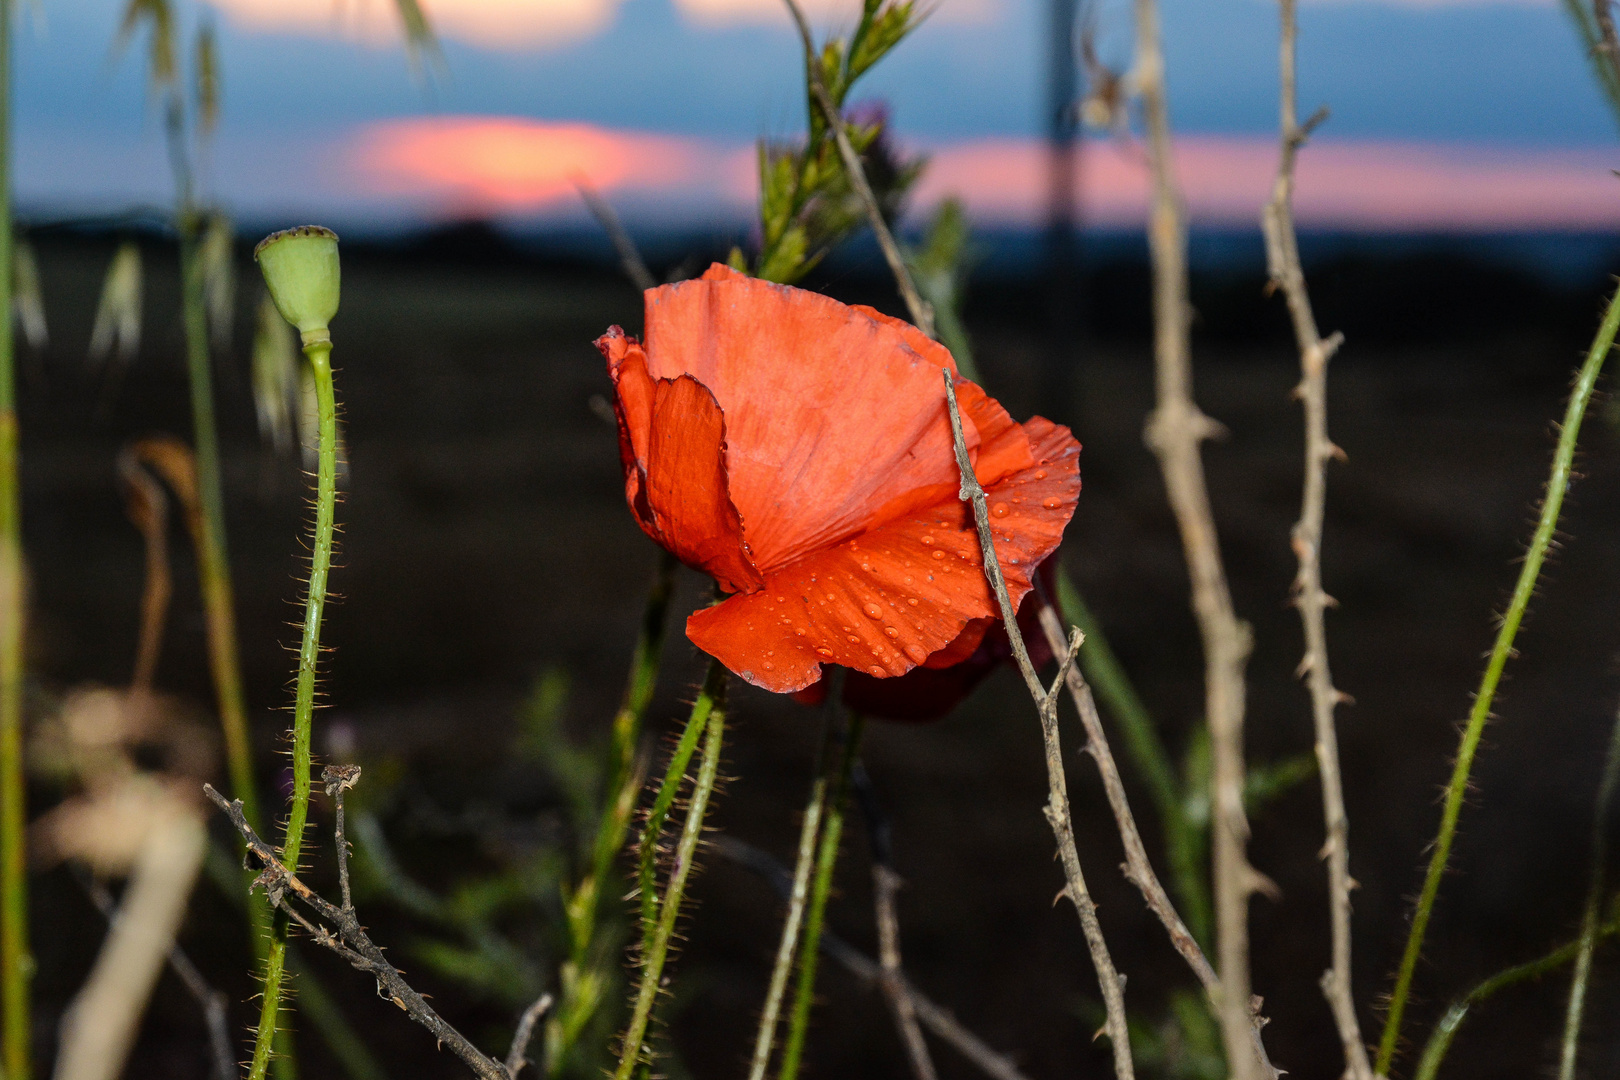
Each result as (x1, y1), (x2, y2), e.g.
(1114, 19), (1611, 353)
(793, 561), (1058, 722)
(596, 264), (1080, 696)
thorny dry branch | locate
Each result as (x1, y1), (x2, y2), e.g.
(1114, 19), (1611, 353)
(1596, 0), (1620, 82)
(875, 863), (939, 1080)
(782, 0), (935, 338)
(1031, 599), (1280, 1078)
(713, 835), (1033, 1080)
(1258, 2), (1369, 1077)
(943, 373), (1135, 1080)
(1130, 0), (1266, 1072)
(204, 781), (549, 1080)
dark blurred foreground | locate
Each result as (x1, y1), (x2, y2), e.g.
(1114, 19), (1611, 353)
(15, 224), (1620, 1079)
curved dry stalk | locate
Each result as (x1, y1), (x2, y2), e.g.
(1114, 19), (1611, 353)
(1130, 0), (1263, 1073)
(782, 0), (935, 338)
(943, 374), (1134, 1080)
(1258, 3), (1368, 1078)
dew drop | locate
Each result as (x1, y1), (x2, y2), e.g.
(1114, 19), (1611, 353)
(992, 503), (1010, 518)
(931, 550), (947, 560)
(775, 596), (786, 603)
(921, 535), (935, 546)
(904, 644), (928, 663)
(868, 665), (885, 677)
(863, 602), (883, 619)
(1034, 469), (1048, 480)
(764, 662), (774, 670)
(848, 635), (860, 643)
(862, 562), (872, 572)
(907, 597), (919, 606)
(794, 628), (807, 637)
(816, 647), (834, 658)
(884, 626), (899, 638)
(1042, 496), (1063, 509)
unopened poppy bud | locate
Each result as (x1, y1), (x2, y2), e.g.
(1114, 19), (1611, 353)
(254, 226), (340, 345)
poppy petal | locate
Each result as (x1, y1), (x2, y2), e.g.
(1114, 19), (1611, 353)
(686, 420), (1080, 693)
(599, 329), (763, 595)
(642, 266), (978, 572)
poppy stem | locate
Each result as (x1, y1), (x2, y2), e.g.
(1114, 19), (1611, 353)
(777, 710), (864, 1080)
(549, 550), (677, 1074)
(0, 4), (27, 1075)
(247, 337), (339, 1080)
(1376, 280), (1620, 1076)
(747, 673), (846, 1080)
(615, 659), (728, 1080)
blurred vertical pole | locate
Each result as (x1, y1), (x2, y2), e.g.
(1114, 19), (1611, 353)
(1042, 0), (1083, 423)
(0, 0), (31, 1076)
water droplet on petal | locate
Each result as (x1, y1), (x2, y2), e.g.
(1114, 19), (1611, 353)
(862, 562), (872, 572)
(1042, 496), (1063, 509)
(816, 647), (834, 658)
(932, 550), (947, 560)
(904, 644), (928, 663)
(884, 626), (899, 638)
(764, 662), (774, 670)
(868, 665), (885, 677)
(795, 628), (806, 637)
(921, 535), (934, 545)
(863, 603), (883, 619)
(992, 503), (1010, 518)
(1034, 469), (1048, 480)
(907, 597), (919, 606)
(848, 635), (860, 643)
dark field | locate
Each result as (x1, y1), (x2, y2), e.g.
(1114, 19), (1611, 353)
(16, 228), (1620, 1079)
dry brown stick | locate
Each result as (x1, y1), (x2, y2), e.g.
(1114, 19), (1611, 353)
(782, 0), (936, 338)
(943, 373), (1134, 1080)
(712, 835), (1034, 1080)
(1032, 599), (1280, 1079)
(1259, 4), (1368, 1078)
(505, 992), (555, 1079)
(574, 179), (658, 294)
(116, 449), (172, 693)
(1130, 0), (1263, 1074)
(202, 783), (515, 1080)
(874, 865), (940, 1080)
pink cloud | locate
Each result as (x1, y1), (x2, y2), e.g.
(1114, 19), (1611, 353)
(919, 136), (1620, 229)
(340, 117), (1620, 229)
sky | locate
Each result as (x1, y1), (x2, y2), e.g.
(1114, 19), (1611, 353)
(15, 0), (1620, 229)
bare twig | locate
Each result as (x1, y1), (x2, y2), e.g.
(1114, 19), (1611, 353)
(1258, 4), (1367, 1079)
(202, 783), (514, 1080)
(875, 866), (938, 1080)
(1032, 597), (1280, 1079)
(943, 372), (1134, 1080)
(1596, 0), (1620, 82)
(321, 765), (361, 914)
(713, 835), (1033, 1080)
(782, 0), (935, 338)
(1131, 0), (1263, 1073)
(505, 993), (554, 1080)
(574, 179), (658, 294)
(83, 874), (232, 1080)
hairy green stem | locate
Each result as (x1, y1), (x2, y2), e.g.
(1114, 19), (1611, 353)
(615, 659), (728, 1080)
(778, 712), (865, 1080)
(1557, 703), (1620, 1080)
(0, 2), (27, 1074)
(748, 678), (845, 1080)
(248, 340), (338, 1080)
(1413, 904), (1620, 1080)
(549, 550), (677, 1074)
(1377, 283), (1620, 1073)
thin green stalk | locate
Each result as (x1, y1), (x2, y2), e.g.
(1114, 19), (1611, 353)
(1377, 282), (1620, 1074)
(0, 1), (26, 1074)
(777, 711), (865, 1080)
(614, 659), (728, 1080)
(1056, 568), (1210, 946)
(747, 677), (844, 1080)
(549, 550), (678, 1074)
(1413, 904), (1620, 1080)
(1557, 702), (1620, 1080)
(248, 338), (338, 1080)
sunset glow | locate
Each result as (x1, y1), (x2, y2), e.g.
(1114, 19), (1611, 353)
(344, 117), (1620, 228)
(210, 0), (620, 49)
(354, 117), (713, 212)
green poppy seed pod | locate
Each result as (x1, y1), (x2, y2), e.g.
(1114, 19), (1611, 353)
(254, 226), (340, 346)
